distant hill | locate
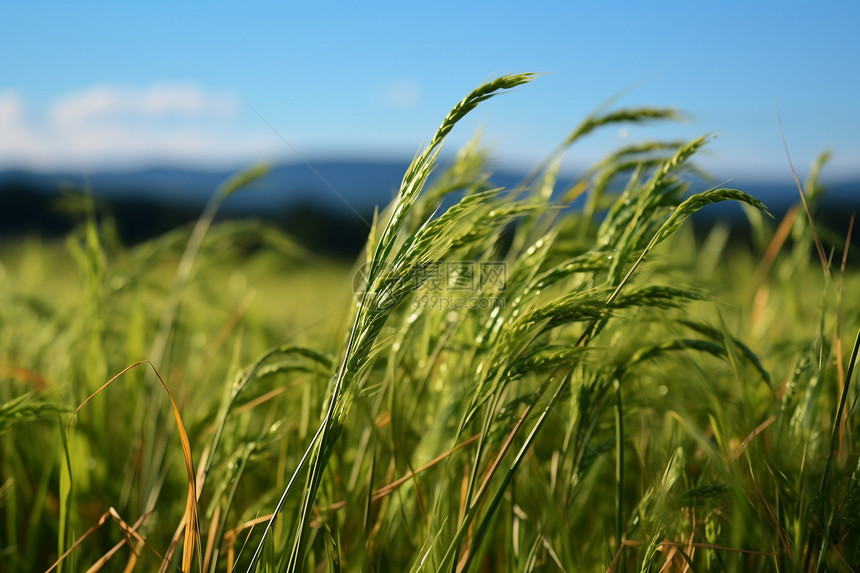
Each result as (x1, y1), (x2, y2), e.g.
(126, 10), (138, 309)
(1, 160), (857, 256)
(0, 161), (411, 214)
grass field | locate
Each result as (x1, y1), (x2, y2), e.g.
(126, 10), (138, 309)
(2, 74), (859, 572)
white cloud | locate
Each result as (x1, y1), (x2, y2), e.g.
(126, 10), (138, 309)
(0, 91), (25, 123)
(0, 91), (50, 162)
(0, 84), (278, 170)
(50, 83), (237, 126)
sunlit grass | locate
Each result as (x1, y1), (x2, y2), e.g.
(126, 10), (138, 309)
(1, 75), (858, 572)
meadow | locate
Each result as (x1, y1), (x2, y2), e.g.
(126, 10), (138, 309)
(1, 74), (859, 572)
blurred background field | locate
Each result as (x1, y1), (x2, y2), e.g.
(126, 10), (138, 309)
(2, 2), (860, 571)
(2, 112), (860, 570)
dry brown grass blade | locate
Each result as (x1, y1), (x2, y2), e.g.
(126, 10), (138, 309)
(68, 361), (147, 430)
(44, 508), (156, 573)
(656, 541), (778, 557)
(217, 435), (482, 556)
(371, 434), (479, 502)
(0, 366), (49, 389)
(473, 401), (535, 508)
(778, 116), (830, 278)
(223, 514), (273, 571)
(451, 403), (537, 573)
(753, 206), (798, 290)
(202, 504), (221, 573)
(163, 448), (212, 573)
(149, 363), (201, 573)
(121, 537), (145, 573)
(45, 510), (112, 573)
(310, 434), (479, 518)
(840, 213), (854, 275)
(728, 416), (776, 462)
(68, 360), (201, 573)
(204, 290), (256, 364)
(747, 460), (794, 559)
(607, 539), (780, 572)
(233, 386), (288, 416)
(458, 467), (469, 526)
(223, 514), (273, 546)
(836, 213), (855, 454)
(84, 509), (152, 573)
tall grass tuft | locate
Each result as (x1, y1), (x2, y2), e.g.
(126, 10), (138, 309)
(1, 74), (858, 572)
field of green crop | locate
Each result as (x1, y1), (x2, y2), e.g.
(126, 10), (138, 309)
(2, 74), (859, 572)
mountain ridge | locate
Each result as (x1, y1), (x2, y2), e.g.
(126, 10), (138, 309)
(2, 160), (857, 257)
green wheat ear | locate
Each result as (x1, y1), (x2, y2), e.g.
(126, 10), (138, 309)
(244, 73), (536, 573)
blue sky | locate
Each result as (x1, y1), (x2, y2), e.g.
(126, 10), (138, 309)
(2, 1), (858, 180)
